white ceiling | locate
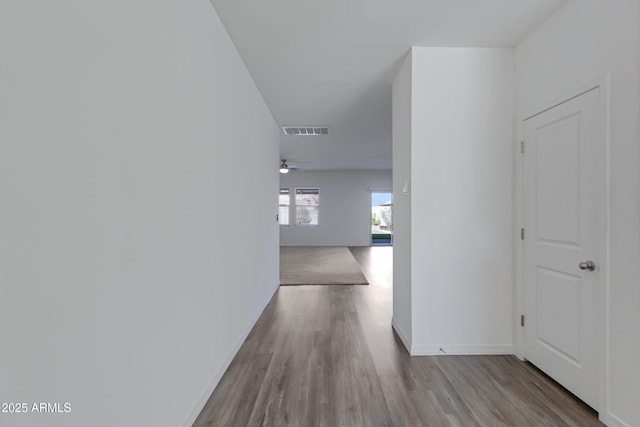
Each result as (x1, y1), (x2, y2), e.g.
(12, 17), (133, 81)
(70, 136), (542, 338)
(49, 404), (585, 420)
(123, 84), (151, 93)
(210, 0), (566, 171)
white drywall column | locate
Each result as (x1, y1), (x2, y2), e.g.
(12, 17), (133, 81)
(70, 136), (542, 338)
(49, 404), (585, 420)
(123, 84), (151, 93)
(391, 53), (413, 345)
(392, 48), (515, 355)
(0, 1), (280, 426)
(516, 1), (640, 425)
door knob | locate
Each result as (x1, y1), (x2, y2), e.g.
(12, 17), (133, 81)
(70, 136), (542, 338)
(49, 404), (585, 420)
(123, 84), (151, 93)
(579, 260), (596, 271)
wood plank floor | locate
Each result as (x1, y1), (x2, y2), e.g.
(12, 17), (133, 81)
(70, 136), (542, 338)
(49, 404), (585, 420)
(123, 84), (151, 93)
(193, 247), (602, 427)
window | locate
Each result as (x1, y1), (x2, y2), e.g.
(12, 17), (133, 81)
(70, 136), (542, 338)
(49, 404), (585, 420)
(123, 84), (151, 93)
(295, 188), (319, 225)
(279, 188), (290, 225)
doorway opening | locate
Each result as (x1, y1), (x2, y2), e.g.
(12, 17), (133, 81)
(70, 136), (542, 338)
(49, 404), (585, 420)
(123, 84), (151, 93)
(371, 192), (393, 246)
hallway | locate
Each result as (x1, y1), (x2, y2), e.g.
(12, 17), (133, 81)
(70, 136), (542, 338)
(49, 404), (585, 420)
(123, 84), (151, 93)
(194, 247), (601, 426)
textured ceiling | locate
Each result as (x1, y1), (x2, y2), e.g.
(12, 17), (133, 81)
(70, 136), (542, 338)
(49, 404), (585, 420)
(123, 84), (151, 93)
(210, 0), (566, 170)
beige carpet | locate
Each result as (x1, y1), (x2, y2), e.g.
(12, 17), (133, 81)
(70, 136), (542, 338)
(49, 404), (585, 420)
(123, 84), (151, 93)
(280, 246), (369, 286)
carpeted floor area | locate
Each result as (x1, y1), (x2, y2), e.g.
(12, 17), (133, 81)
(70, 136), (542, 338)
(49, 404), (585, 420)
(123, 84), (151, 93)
(280, 246), (369, 285)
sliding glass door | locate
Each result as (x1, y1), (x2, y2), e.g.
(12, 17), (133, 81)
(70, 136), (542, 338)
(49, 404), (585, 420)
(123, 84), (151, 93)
(371, 192), (392, 246)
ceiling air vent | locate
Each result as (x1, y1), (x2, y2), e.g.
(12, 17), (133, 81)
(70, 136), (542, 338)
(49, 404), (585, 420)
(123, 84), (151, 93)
(282, 126), (329, 136)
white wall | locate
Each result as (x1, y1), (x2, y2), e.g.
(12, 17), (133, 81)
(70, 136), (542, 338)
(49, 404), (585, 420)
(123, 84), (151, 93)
(392, 48), (515, 355)
(279, 170), (392, 246)
(0, 1), (280, 427)
(516, 1), (640, 425)
(391, 53), (413, 348)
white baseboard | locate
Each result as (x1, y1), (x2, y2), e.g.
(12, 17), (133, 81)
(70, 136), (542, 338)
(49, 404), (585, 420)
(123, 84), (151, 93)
(391, 318), (514, 357)
(410, 343), (514, 356)
(182, 281), (280, 427)
(601, 412), (632, 427)
(391, 317), (412, 354)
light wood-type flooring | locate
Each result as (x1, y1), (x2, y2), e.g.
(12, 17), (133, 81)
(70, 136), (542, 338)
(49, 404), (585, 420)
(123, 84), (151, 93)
(193, 247), (602, 426)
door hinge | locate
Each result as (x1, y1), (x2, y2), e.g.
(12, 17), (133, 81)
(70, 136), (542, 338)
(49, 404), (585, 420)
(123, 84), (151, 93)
(521, 228), (525, 240)
(521, 315), (525, 327)
(520, 141), (525, 153)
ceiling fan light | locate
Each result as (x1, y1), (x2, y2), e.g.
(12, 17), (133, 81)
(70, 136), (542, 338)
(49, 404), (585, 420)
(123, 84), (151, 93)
(279, 160), (289, 173)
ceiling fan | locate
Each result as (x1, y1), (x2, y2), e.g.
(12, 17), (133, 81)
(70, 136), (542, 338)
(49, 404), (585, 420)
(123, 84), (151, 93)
(279, 159), (305, 173)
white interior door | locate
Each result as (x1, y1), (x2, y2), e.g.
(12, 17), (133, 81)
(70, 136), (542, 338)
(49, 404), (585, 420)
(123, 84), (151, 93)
(523, 87), (603, 410)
